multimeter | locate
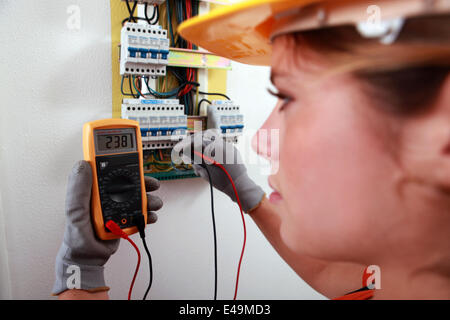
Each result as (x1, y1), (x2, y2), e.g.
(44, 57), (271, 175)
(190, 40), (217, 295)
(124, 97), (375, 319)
(83, 119), (147, 240)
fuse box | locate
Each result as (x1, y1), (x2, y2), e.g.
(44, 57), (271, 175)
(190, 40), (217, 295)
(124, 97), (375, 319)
(113, 0), (234, 180)
(120, 23), (170, 76)
(207, 100), (244, 144)
(121, 99), (188, 150)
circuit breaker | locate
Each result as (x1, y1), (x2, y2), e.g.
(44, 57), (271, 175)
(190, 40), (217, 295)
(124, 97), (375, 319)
(122, 99), (188, 150)
(120, 23), (170, 77)
(207, 100), (244, 143)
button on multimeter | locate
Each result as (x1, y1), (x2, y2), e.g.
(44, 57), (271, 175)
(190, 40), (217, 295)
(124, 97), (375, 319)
(83, 119), (148, 241)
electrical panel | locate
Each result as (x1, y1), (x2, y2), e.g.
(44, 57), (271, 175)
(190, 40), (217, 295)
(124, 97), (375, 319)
(120, 23), (170, 77)
(207, 100), (244, 144)
(114, 1), (236, 180)
(121, 99), (188, 150)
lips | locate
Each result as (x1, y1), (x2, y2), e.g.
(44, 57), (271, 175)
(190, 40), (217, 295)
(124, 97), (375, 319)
(268, 177), (283, 204)
(269, 191), (283, 203)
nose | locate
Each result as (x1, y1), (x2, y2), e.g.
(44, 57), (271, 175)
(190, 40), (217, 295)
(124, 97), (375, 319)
(252, 100), (282, 161)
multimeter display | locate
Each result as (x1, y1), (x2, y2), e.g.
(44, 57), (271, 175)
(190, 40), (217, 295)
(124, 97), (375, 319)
(94, 128), (137, 155)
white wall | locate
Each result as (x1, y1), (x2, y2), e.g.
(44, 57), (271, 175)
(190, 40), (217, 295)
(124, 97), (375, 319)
(0, 190), (12, 299)
(0, 0), (324, 300)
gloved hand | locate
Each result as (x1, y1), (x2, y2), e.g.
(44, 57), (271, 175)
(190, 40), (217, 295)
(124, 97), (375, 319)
(52, 160), (163, 295)
(174, 130), (265, 213)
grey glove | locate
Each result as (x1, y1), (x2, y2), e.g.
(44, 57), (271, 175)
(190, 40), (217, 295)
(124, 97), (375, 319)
(52, 160), (163, 295)
(174, 130), (265, 213)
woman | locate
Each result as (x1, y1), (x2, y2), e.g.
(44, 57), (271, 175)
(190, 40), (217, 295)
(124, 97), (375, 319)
(53, 0), (450, 299)
(177, 0), (450, 299)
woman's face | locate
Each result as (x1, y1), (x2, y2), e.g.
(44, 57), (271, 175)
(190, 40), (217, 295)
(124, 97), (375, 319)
(256, 36), (405, 262)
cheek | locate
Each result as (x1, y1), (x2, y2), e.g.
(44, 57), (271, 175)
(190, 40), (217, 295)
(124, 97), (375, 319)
(276, 100), (398, 259)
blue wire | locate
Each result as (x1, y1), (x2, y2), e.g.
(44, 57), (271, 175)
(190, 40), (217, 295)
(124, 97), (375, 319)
(142, 77), (180, 98)
(149, 87), (178, 97)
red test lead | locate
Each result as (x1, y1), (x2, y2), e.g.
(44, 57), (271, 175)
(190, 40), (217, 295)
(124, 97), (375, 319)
(105, 220), (141, 300)
(193, 150), (247, 300)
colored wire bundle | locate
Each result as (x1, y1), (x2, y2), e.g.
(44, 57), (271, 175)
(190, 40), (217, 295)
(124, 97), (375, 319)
(122, 1), (230, 117)
(156, 1), (201, 116)
(143, 150), (191, 173)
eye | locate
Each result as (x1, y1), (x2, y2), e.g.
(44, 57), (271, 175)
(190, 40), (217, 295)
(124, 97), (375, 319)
(267, 88), (293, 111)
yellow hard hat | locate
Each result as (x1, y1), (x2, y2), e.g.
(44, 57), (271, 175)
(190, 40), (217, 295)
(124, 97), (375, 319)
(178, 0), (450, 66)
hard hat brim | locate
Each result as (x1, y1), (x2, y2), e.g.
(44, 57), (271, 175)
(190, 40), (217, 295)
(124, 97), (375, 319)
(178, 0), (450, 66)
(178, 0), (321, 66)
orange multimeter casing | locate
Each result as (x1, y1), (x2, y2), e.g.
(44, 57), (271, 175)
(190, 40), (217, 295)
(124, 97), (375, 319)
(83, 119), (147, 240)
